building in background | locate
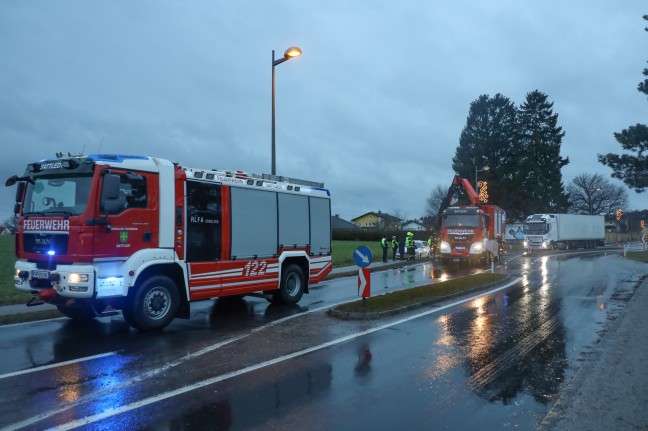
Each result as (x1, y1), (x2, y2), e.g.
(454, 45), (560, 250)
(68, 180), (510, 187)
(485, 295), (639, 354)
(351, 211), (402, 230)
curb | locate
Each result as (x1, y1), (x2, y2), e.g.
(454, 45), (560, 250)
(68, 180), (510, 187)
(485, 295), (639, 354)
(327, 275), (512, 320)
(325, 259), (433, 281)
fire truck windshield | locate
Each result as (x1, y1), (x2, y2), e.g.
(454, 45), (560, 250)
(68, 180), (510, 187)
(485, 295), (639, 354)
(22, 175), (93, 216)
(444, 214), (480, 228)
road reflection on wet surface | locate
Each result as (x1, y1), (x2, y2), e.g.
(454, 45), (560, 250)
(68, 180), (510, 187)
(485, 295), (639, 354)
(1, 250), (645, 430)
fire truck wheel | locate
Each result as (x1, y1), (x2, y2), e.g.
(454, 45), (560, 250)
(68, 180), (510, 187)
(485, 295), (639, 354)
(124, 276), (179, 330)
(276, 264), (305, 304)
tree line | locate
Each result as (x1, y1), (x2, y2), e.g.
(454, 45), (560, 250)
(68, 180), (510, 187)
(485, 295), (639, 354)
(427, 14), (648, 223)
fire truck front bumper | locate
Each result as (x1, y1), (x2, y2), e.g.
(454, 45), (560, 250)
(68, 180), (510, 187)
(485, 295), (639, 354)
(439, 241), (484, 260)
(14, 261), (96, 299)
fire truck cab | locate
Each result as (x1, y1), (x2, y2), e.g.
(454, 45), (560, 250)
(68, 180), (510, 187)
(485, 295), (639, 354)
(439, 205), (505, 265)
(7, 153), (332, 330)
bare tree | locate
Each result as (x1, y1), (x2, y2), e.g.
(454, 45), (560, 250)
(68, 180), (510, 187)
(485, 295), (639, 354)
(390, 208), (408, 230)
(566, 173), (629, 216)
(424, 185), (448, 217)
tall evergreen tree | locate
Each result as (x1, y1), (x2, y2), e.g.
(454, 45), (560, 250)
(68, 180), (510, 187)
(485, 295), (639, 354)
(452, 94), (521, 218)
(517, 90), (569, 215)
(598, 15), (648, 192)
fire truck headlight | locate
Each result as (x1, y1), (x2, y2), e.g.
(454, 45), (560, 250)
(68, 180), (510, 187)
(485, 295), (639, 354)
(68, 273), (90, 284)
(470, 242), (484, 254)
(439, 241), (451, 254)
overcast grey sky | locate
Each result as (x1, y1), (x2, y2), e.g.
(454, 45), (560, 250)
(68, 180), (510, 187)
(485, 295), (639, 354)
(1, 0), (646, 223)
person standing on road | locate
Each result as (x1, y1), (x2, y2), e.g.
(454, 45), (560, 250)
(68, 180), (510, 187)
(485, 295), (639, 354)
(391, 236), (399, 261)
(381, 236), (389, 262)
(406, 232), (415, 260)
(428, 231), (438, 260)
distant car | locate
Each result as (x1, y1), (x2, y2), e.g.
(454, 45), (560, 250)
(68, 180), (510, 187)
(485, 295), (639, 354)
(396, 239), (430, 259)
(414, 240), (430, 259)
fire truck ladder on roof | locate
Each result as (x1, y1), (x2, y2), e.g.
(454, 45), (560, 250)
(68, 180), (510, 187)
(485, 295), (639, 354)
(258, 173), (324, 188)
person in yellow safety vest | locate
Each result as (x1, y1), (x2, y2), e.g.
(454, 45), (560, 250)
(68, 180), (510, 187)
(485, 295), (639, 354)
(406, 232), (415, 260)
(381, 236), (389, 262)
(391, 236), (399, 261)
(428, 231), (438, 259)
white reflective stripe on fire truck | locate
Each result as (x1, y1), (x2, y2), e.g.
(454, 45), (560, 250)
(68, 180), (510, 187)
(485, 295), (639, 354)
(310, 261), (332, 277)
(308, 256), (331, 265)
(189, 284), (220, 291)
(220, 278), (278, 288)
(188, 263), (279, 280)
(189, 276), (280, 291)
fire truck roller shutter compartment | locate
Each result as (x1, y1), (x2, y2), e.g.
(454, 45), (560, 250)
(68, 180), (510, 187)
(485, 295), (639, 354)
(278, 193), (309, 248)
(230, 187), (278, 258)
(310, 197), (331, 255)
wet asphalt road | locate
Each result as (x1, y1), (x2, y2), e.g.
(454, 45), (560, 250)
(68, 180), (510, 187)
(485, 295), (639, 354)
(1, 249), (646, 430)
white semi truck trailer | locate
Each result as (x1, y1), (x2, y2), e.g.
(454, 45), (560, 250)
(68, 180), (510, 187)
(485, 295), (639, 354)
(523, 213), (605, 251)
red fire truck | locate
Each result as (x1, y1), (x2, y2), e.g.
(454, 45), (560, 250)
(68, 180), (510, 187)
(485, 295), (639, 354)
(6, 153), (332, 330)
(438, 175), (505, 266)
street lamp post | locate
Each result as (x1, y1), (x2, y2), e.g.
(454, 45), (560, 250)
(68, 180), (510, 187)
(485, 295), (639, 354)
(475, 165), (490, 192)
(271, 46), (302, 175)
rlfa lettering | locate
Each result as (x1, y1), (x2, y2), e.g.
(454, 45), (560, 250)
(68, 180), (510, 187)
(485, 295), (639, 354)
(23, 219), (70, 231)
(190, 216), (219, 224)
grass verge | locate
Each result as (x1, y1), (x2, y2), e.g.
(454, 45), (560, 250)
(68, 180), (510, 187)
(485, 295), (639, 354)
(0, 309), (63, 326)
(0, 236), (32, 306)
(625, 250), (648, 263)
(330, 272), (507, 315)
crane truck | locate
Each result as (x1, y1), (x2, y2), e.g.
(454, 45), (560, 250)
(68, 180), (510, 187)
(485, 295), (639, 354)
(438, 175), (506, 266)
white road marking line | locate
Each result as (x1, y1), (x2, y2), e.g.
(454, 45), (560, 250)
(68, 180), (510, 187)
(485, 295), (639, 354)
(37, 277), (522, 431)
(0, 352), (117, 380)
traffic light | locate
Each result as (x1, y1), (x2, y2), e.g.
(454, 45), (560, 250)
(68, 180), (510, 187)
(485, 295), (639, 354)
(616, 208), (623, 221)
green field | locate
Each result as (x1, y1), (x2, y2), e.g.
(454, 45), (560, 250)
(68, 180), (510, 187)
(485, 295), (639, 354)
(0, 236), (31, 305)
(332, 239), (387, 267)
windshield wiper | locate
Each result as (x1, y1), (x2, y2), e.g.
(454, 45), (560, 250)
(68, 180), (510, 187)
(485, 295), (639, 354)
(23, 212), (46, 217)
(42, 210), (74, 217)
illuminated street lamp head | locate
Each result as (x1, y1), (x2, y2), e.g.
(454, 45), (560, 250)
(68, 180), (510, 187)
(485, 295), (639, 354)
(284, 46), (302, 59)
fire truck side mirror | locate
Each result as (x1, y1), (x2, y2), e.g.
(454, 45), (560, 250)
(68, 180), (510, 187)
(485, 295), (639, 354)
(102, 174), (120, 200)
(11, 181), (26, 214)
(16, 181), (25, 201)
(5, 175), (19, 187)
(101, 173), (125, 215)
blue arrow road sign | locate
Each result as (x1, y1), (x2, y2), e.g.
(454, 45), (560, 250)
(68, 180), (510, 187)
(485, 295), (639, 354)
(353, 246), (373, 268)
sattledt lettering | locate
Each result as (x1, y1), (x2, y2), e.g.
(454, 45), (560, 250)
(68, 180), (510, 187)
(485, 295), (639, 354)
(39, 162), (63, 170)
